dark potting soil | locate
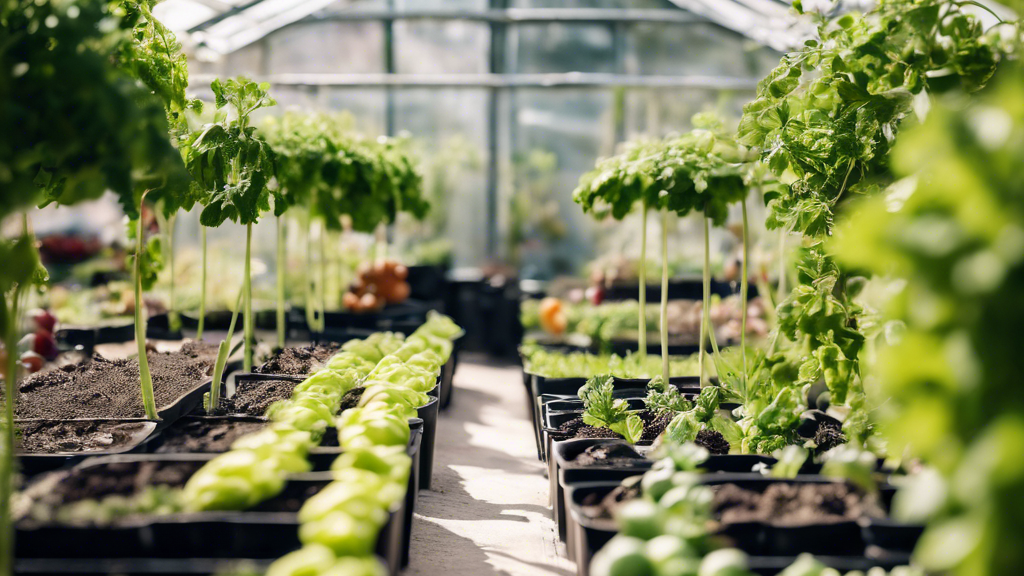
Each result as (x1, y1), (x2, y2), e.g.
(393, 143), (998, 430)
(15, 420), (152, 454)
(218, 378), (299, 416)
(552, 417), (624, 441)
(154, 418), (268, 453)
(814, 422), (848, 454)
(713, 482), (884, 526)
(255, 343), (338, 376)
(553, 412), (670, 443)
(696, 429), (731, 455)
(572, 443), (646, 468)
(639, 410), (674, 443)
(48, 460), (205, 506)
(339, 387), (365, 413)
(14, 351), (213, 420)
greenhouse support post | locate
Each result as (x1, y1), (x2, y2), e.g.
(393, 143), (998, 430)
(660, 209), (670, 384)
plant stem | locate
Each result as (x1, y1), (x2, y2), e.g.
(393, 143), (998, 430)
(208, 285), (244, 412)
(741, 198), (749, 392)
(660, 209), (670, 385)
(1, 285), (22, 576)
(167, 213), (179, 333)
(699, 217), (711, 388)
(638, 202), (648, 361)
(276, 215), (285, 350)
(135, 212), (158, 420)
(305, 217), (317, 332)
(197, 226), (207, 340)
(243, 222), (253, 373)
(318, 221), (326, 333)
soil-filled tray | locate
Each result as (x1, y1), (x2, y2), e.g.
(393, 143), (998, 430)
(567, 475), (892, 573)
(14, 347), (214, 426)
(15, 419), (159, 476)
(202, 373), (305, 417)
(527, 374), (704, 460)
(145, 416), (269, 454)
(253, 343), (339, 376)
(15, 454), (402, 569)
(549, 439), (777, 546)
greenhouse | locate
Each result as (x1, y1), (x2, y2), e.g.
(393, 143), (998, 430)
(2, 1), (1023, 575)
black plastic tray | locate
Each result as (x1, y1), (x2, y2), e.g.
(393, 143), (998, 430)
(142, 415), (270, 456)
(551, 439), (776, 549)
(566, 475), (894, 574)
(15, 419), (159, 477)
(15, 454), (402, 571)
(293, 298), (432, 335)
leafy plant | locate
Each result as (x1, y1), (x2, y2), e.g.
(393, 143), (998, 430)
(644, 376), (692, 416)
(574, 117), (748, 386)
(832, 63), (1024, 576)
(663, 386), (743, 451)
(578, 375), (643, 444)
(734, 0), (1013, 453)
(183, 77), (277, 371)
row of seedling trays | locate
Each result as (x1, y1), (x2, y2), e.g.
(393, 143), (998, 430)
(522, 368), (925, 576)
(12, 317), (462, 576)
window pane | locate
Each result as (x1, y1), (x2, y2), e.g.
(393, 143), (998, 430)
(266, 22), (384, 74)
(395, 21), (490, 74)
(514, 24), (615, 74)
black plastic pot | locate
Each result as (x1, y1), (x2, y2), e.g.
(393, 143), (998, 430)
(294, 299), (432, 336)
(527, 373), (702, 461)
(406, 264), (449, 302)
(55, 320), (134, 349)
(15, 454), (402, 573)
(180, 306), (281, 332)
(144, 313), (182, 341)
(15, 419), (158, 477)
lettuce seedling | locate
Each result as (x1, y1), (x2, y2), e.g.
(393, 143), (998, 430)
(578, 375), (643, 444)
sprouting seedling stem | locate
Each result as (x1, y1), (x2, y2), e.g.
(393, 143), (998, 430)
(243, 222), (253, 372)
(660, 209), (670, 385)
(197, 225), (207, 340)
(638, 201), (648, 362)
(135, 201), (159, 420)
(276, 215), (286, 350)
(699, 216), (711, 388)
(740, 198), (749, 393)
(208, 284), (244, 411)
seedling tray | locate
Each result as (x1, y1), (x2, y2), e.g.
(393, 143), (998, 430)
(16, 419), (158, 477)
(15, 454), (403, 572)
(566, 475), (897, 574)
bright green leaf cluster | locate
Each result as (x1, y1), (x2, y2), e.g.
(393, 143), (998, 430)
(573, 122), (747, 223)
(182, 77), (277, 227)
(738, 0), (1009, 238)
(1, 0), (178, 221)
(578, 375), (643, 444)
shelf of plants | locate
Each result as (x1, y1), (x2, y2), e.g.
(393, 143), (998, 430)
(4, 1), (1024, 576)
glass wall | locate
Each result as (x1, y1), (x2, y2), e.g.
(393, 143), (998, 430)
(186, 0), (780, 277)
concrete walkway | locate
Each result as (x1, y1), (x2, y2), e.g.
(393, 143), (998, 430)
(407, 354), (575, 576)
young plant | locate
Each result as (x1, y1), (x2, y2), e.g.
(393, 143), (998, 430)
(578, 375), (643, 444)
(644, 376), (692, 416)
(736, 0), (1010, 422)
(183, 77), (277, 371)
